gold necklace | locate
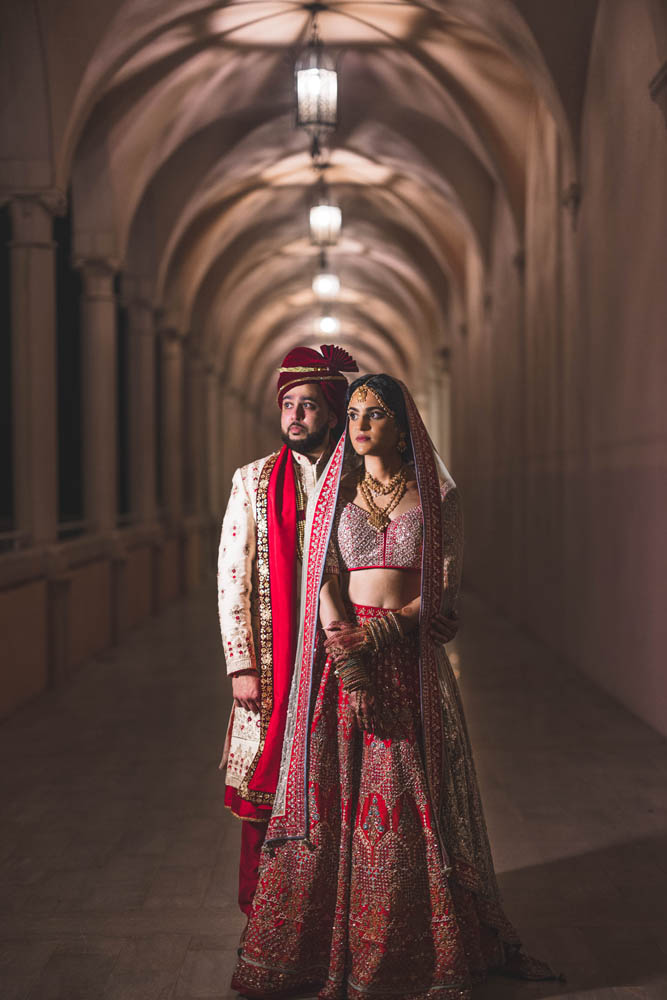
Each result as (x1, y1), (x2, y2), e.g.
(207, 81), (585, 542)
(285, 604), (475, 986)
(359, 466), (408, 532)
(363, 467), (406, 496)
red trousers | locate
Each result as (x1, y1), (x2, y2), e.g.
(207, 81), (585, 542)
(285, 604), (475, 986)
(239, 819), (269, 916)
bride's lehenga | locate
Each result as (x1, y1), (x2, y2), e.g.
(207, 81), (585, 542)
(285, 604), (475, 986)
(231, 382), (557, 999)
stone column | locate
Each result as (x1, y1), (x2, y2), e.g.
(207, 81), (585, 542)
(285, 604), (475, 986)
(217, 374), (227, 514)
(428, 353), (452, 469)
(124, 279), (156, 523)
(184, 347), (206, 516)
(78, 258), (118, 535)
(221, 386), (240, 487)
(160, 330), (184, 520)
(238, 391), (258, 464)
(205, 364), (221, 518)
(9, 194), (61, 544)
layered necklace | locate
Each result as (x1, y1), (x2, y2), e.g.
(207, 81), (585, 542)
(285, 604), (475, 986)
(359, 465), (408, 532)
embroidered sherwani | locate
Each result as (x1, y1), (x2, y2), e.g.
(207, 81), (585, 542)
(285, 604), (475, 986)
(218, 447), (333, 822)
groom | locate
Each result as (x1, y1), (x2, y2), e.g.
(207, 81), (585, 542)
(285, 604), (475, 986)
(217, 344), (359, 921)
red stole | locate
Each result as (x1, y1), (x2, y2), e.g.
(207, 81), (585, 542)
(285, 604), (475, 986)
(247, 445), (298, 797)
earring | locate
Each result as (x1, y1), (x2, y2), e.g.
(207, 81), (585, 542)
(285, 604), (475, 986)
(397, 432), (408, 454)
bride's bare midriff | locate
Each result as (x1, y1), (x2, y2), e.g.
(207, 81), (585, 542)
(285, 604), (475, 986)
(346, 567), (421, 610)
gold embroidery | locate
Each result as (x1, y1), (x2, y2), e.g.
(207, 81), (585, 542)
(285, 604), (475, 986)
(238, 453), (279, 806)
(295, 465), (307, 562)
(279, 375), (347, 397)
(278, 365), (331, 373)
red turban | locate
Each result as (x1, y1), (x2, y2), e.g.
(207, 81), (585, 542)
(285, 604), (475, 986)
(277, 344), (359, 425)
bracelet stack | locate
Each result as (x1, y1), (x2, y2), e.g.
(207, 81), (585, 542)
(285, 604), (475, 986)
(364, 612), (404, 652)
(334, 654), (372, 693)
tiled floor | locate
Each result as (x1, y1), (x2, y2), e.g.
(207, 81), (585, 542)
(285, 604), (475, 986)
(1, 586), (666, 1000)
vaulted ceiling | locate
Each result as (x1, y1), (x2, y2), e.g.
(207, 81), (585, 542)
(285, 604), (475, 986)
(3, 0), (600, 414)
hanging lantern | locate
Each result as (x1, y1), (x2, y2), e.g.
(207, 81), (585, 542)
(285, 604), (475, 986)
(312, 271), (340, 300)
(309, 186), (342, 246)
(295, 18), (338, 136)
(315, 314), (340, 336)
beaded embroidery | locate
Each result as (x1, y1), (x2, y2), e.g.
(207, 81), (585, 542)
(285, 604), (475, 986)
(336, 501), (423, 570)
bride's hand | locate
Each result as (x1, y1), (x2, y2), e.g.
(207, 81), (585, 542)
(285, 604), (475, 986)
(348, 688), (376, 731)
(324, 621), (369, 662)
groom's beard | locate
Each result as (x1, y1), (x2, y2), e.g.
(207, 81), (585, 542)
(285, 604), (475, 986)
(281, 421), (330, 455)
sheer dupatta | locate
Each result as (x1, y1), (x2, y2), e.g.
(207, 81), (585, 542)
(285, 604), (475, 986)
(268, 380), (453, 859)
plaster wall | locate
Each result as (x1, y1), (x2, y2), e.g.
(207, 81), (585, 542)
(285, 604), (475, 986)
(575, 0), (667, 735)
(456, 0), (667, 736)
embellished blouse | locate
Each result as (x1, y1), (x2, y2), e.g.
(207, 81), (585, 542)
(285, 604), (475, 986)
(329, 481), (463, 615)
(336, 502), (423, 571)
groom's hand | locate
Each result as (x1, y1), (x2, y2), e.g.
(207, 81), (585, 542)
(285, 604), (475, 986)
(429, 612), (459, 645)
(232, 670), (261, 714)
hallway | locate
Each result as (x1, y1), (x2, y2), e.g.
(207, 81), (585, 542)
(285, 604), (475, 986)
(1, 587), (665, 1000)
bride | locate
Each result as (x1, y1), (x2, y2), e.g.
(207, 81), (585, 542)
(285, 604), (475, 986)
(231, 374), (557, 998)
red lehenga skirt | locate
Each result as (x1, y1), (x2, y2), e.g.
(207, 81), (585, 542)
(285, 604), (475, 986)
(232, 605), (517, 999)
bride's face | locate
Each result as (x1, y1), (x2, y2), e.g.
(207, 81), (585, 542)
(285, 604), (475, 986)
(347, 388), (401, 458)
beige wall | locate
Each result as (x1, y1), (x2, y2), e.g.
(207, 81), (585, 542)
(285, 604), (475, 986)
(454, 0), (667, 736)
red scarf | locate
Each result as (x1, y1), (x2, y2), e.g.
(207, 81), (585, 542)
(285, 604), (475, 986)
(247, 445), (298, 796)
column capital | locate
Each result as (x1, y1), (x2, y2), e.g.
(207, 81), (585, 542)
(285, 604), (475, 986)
(76, 258), (119, 301)
(435, 345), (452, 375)
(561, 181), (582, 230)
(6, 187), (67, 216)
(121, 274), (155, 313)
(512, 247), (526, 281)
(8, 194), (61, 248)
(160, 328), (184, 360)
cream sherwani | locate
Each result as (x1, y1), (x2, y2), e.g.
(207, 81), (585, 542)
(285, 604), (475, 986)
(217, 448), (333, 800)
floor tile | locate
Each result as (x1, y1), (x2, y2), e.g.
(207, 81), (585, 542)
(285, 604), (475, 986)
(0, 586), (665, 1000)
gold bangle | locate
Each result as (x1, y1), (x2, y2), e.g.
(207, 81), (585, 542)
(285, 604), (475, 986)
(387, 611), (404, 640)
(335, 654), (371, 692)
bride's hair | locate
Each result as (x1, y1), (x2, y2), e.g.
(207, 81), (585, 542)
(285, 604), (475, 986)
(346, 374), (414, 463)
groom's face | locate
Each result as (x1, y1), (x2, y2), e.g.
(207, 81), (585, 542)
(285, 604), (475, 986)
(280, 383), (337, 455)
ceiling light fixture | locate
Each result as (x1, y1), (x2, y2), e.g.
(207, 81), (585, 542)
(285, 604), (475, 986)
(312, 271), (340, 299)
(315, 313), (340, 336)
(295, 4), (338, 158)
(309, 176), (341, 246)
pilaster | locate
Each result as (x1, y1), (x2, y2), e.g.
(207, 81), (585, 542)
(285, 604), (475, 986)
(9, 195), (60, 544)
(77, 257), (119, 534)
(123, 277), (157, 524)
(160, 329), (184, 520)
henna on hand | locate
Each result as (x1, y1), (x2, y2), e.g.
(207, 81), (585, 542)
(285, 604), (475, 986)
(349, 689), (376, 732)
